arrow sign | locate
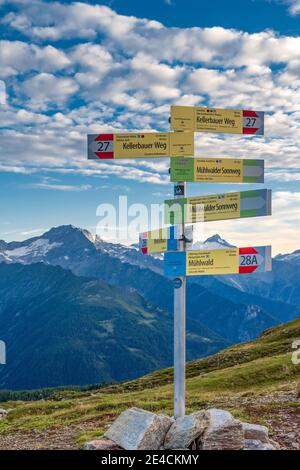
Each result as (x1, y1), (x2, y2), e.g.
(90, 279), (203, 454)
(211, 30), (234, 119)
(165, 189), (272, 224)
(140, 226), (193, 254)
(170, 106), (264, 135)
(239, 247), (271, 274)
(170, 157), (264, 184)
(164, 246), (272, 277)
(87, 132), (194, 159)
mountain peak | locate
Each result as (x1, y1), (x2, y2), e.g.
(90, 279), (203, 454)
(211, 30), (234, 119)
(192, 234), (234, 251)
(204, 234), (230, 245)
(275, 248), (300, 265)
(43, 225), (96, 243)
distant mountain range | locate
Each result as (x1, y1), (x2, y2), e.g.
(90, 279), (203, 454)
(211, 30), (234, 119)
(0, 225), (299, 390)
(0, 262), (227, 390)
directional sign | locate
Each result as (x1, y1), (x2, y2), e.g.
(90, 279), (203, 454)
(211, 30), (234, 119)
(170, 158), (264, 184)
(88, 132), (194, 160)
(140, 226), (178, 254)
(170, 106), (264, 135)
(165, 189), (272, 224)
(164, 246), (272, 277)
(140, 226), (193, 254)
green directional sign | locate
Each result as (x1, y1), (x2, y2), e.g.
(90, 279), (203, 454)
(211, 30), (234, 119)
(164, 189), (272, 224)
(170, 158), (264, 184)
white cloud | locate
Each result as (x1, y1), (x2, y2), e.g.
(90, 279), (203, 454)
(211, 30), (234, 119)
(0, 40), (70, 78)
(2, 1), (151, 40)
(4, 3), (300, 69)
(0, 80), (6, 104)
(289, 0), (300, 14)
(201, 191), (300, 255)
(30, 182), (92, 191)
(282, 0), (300, 15)
(1, 2), (300, 196)
(22, 73), (79, 108)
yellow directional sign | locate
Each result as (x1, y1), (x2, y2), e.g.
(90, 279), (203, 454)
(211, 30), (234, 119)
(170, 106), (264, 135)
(164, 246), (272, 277)
(186, 248), (238, 276)
(88, 132), (194, 159)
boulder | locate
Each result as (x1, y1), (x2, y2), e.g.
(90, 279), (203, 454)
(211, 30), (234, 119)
(242, 422), (269, 443)
(164, 411), (209, 449)
(104, 408), (173, 450)
(199, 409), (244, 450)
(84, 439), (122, 450)
(0, 408), (8, 420)
(244, 439), (277, 450)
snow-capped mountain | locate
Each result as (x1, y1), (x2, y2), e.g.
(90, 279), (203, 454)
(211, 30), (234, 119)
(275, 249), (300, 265)
(0, 227), (235, 266)
(0, 225), (162, 273)
(192, 234), (235, 251)
(1, 225), (300, 344)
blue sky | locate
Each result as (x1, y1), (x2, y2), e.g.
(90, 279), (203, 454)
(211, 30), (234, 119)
(0, 0), (300, 253)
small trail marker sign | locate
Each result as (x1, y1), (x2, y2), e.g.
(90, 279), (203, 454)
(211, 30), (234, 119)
(139, 225), (193, 254)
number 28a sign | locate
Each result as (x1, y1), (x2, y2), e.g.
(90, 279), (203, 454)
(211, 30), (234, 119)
(164, 246), (272, 277)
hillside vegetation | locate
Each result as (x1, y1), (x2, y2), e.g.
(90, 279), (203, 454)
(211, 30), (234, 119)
(0, 263), (226, 390)
(0, 317), (299, 450)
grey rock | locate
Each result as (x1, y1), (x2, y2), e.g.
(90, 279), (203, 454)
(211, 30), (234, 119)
(242, 422), (269, 443)
(244, 439), (277, 450)
(200, 409), (244, 450)
(164, 411), (209, 449)
(0, 408), (8, 420)
(84, 439), (122, 450)
(104, 407), (173, 450)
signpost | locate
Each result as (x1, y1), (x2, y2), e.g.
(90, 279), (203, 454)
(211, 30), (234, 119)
(173, 179), (186, 419)
(88, 132), (194, 159)
(87, 102), (271, 421)
(171, 105), (264, 135)
(170, 157), (264, 184)
(164, 246), (272, 277)
(165, 189), (272, 224)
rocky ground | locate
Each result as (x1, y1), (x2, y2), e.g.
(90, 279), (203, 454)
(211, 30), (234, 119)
(0, 390), (299, 450)
(1, 319), (299, 450)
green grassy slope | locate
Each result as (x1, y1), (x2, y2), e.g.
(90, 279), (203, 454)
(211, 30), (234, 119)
(0, 317), (299, 449)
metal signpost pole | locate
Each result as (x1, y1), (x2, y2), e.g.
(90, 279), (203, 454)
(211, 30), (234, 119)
(173, 179), (186, 419)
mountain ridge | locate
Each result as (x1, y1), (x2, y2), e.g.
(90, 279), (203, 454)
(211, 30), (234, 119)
(1, 225), (299, 344)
